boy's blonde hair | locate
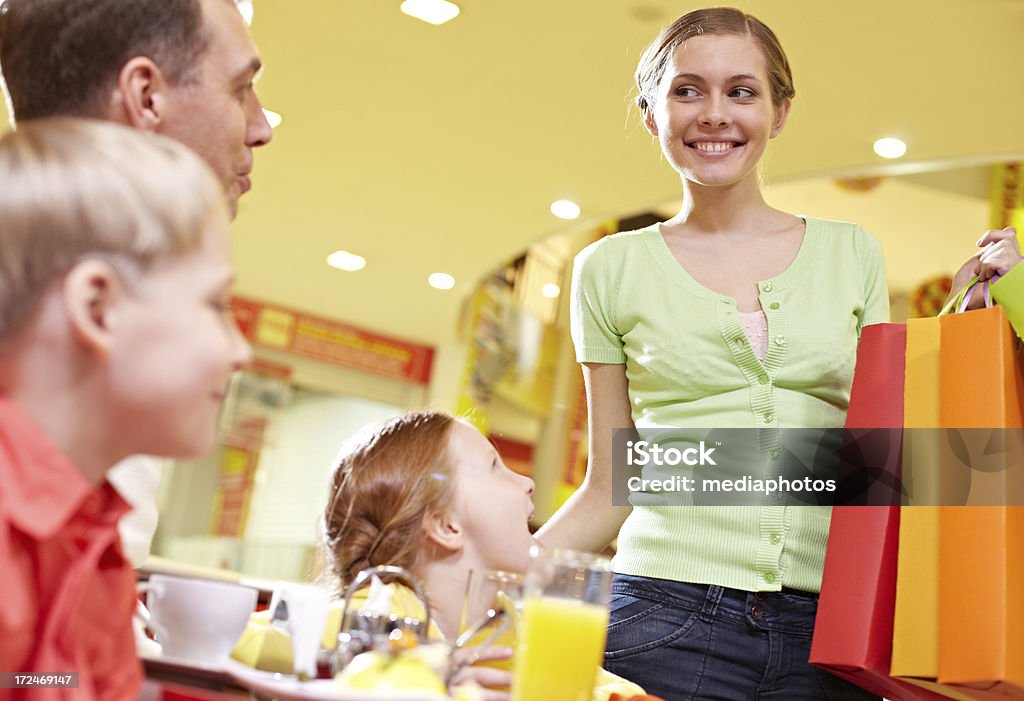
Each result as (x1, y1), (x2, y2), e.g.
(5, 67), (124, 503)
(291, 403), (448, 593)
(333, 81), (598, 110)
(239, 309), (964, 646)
(0, 117), (226, 340)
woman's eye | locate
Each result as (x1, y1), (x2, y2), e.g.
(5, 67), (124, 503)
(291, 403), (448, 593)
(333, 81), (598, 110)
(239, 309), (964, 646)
(675, 86), (699, 98)
(730, 87), (756, 99)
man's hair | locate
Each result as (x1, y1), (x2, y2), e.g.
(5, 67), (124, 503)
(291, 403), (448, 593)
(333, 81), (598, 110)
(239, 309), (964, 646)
(0, 117), (225, 340)
(0, 0), (208, 121)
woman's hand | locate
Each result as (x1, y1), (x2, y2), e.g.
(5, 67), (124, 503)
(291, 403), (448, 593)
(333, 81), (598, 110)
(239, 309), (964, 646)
(945, 227), (1022, 311)
(974, 226), (1023, 281)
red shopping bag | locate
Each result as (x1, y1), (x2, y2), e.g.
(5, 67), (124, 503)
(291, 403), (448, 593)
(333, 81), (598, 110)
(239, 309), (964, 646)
(811, 324), (949, 701)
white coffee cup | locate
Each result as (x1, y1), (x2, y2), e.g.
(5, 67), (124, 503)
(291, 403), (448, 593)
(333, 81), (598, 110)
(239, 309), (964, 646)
(142, 574), (257, 664)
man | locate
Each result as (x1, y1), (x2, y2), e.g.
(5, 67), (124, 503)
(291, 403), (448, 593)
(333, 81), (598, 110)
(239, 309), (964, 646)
(0, 0), (273, 217)
(0, 0), (273, 655)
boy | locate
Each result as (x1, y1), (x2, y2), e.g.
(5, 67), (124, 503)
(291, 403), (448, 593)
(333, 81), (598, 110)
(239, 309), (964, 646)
(0, 118), (252, 700)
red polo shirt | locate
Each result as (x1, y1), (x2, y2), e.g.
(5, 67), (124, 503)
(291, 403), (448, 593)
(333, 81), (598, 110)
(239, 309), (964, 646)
(0, 397), (141, 701)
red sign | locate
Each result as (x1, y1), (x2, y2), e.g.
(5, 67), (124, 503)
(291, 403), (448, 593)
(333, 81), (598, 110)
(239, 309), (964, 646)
(231, 296), (434, 385)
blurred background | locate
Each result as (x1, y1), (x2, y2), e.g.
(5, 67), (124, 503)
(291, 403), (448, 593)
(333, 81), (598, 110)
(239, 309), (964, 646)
(5, 0), (1023, 581)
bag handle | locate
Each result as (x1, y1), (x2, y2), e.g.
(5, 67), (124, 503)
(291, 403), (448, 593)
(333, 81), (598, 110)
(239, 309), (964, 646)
(938, 276), (994, 316)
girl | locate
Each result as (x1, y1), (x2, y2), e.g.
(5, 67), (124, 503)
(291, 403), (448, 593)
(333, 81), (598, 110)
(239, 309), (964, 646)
(321, 411), (646, 701)
(536, 8), (888, 700)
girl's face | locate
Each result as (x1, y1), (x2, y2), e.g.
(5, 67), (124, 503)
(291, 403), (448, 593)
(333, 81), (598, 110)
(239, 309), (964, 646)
(645, 33), (790, 189)
(447, 422), (536, 573)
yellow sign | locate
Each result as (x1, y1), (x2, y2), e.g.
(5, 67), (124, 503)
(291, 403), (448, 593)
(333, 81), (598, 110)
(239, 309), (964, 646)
(989, 163), (1024, 249)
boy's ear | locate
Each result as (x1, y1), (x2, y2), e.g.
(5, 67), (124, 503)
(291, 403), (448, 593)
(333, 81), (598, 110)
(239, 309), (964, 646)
(62, 259), (123, 357)
(423, 509), (464, 554)
(109, 57), (173, 132)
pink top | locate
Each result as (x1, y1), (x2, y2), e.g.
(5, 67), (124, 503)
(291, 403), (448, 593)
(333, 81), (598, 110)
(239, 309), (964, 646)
(739, 309), (769, 361)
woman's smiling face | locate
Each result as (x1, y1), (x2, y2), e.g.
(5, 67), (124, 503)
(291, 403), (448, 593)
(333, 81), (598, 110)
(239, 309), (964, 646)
(645, 33), (790, 189)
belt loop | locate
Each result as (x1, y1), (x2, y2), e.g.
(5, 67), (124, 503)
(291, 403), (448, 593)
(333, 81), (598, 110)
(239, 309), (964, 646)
(699, 585), (724, 623)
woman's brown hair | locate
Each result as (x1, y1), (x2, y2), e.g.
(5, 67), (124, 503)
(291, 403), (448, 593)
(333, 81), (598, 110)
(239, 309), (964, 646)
(321, 411), (457, 589)
(634, 6), (795, 119)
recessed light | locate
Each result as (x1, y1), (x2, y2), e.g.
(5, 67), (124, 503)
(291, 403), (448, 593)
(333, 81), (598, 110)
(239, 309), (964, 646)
(542, 283), (561, 299)
(326, 250), (366, 272)
(263, 109), (282, 129)
(873, 137), (906, 159)
(428, 272), (456, 290)
(550, 199), (581, 220)
(400, 0), (460, 25)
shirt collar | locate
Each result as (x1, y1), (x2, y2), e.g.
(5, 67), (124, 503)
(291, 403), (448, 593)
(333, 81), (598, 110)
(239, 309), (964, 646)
(0, 396), (129, 539)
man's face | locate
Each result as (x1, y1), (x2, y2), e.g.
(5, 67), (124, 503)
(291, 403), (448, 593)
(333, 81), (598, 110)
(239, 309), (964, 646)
(159, 0), (272, 217)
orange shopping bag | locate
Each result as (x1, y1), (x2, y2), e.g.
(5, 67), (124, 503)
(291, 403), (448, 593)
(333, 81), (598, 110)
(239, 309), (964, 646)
(937, 296), (1024, 698)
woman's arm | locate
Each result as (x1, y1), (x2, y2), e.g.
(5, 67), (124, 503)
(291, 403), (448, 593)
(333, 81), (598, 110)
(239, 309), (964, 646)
(535, 362), (634, 553)
(944, 226), (1022, 311)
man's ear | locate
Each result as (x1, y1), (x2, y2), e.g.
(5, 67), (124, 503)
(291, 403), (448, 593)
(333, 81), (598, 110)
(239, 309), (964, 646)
(423, 509), (464, 554)
(62, 259), (124, 357)
(110, 57), (172, 132)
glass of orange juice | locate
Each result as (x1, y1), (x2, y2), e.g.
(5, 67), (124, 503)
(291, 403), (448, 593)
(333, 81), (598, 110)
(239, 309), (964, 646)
(511, 548), (612, 701)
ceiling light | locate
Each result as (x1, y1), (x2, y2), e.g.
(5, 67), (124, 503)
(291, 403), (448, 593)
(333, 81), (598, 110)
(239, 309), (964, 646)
(400, 0), (460, 25)
(542, 283), (561, 299)
(326, 250), (366, 272)
(428, 272), (456, 290)
(873, 137), (906, 159)
(263, 109), (282, 129)
(550, 199), (581, 220)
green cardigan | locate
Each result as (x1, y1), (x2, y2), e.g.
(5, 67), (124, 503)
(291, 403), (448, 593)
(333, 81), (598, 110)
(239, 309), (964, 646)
(570, 217), (889, 592)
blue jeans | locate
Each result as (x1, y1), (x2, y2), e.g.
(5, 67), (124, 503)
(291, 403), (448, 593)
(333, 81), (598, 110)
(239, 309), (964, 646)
(603, 574), (880, 701)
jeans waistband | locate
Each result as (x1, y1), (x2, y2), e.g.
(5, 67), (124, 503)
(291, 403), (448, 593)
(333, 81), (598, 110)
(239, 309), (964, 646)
(611, 574), (819, 635)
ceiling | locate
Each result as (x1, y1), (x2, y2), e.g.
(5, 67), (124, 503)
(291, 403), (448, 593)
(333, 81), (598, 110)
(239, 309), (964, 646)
(4, 0), (1024, 347)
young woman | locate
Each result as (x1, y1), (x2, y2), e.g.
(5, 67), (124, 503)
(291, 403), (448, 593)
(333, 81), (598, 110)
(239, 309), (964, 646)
(320, 411), (646, 701)
(536, 8), (888, 700)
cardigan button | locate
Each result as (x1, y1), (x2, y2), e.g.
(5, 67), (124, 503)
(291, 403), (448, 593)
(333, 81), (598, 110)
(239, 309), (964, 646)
(762, 282), (774, 292)
(774, 336), (787, 346)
